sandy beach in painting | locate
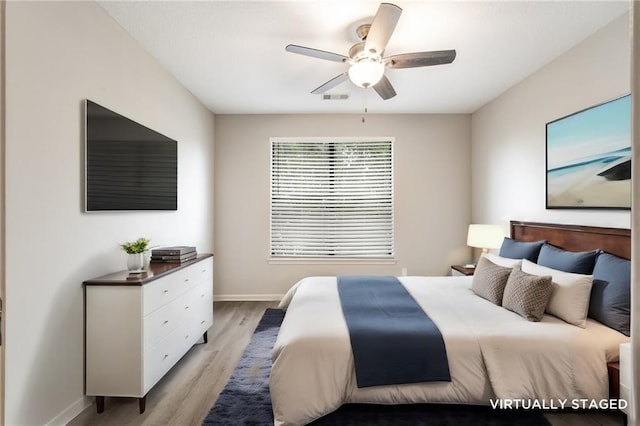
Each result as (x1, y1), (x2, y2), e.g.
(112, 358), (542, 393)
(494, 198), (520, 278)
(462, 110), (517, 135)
(547, 151), (630, 208)
(548, 178), (629, 208)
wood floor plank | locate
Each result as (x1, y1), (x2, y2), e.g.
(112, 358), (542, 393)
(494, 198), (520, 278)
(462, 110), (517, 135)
(68, 301), (624, 426)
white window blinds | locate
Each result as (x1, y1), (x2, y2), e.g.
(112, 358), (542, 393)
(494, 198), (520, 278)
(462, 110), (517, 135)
(270, 138), (394, 258)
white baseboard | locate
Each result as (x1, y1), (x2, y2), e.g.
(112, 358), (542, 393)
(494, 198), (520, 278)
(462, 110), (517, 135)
(46, 396), (92, 426)
(214, 294), (283, 302)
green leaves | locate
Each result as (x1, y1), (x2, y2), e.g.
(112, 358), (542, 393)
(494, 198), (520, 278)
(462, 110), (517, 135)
(120, 238), (150, 254)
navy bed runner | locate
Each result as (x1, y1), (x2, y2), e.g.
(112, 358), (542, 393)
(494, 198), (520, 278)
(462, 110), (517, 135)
(337, 275), (451, 388)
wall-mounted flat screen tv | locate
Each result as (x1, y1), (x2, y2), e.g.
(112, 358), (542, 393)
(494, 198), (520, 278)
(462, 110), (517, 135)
(85, 100), (177, 211)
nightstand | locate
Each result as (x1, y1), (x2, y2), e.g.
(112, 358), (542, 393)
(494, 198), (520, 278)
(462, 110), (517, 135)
(619, 343), (632, 420)
(451, 265), (475, 276)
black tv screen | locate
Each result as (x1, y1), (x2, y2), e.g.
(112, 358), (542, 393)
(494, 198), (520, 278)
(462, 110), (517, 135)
(85, 100), (177, 211)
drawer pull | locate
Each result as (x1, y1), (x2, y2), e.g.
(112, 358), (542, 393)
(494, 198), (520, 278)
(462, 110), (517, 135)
(163, 320), (169, 325)
(163, 290), (169, 294)
(185, 335), (189, 340)
(185, 306), (190, 310)
(200, 320), (205, 325)
(184, 278), (190, 283)
(200, 294), (205, 298)
(163, 354), (169, 360)
(202, 269), (207, 273)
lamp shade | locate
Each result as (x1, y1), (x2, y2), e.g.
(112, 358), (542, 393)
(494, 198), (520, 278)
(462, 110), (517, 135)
(348, 59), (385, 88)
(467, 224), (504, 251)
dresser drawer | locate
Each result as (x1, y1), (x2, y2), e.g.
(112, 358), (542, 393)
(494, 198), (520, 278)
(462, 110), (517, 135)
(143, 291), (188, 351)
(143, 264), (206, 315)
(191, 257), (213, 285)
(188, 284), (213, 334)
(172, 264), (204, 291)
(190, 297), (214, 338)
(143, 322), (190, 393)
(188, 281), (213, 308)
(173, 283), (204, 320)
(143, 276), (184, 316)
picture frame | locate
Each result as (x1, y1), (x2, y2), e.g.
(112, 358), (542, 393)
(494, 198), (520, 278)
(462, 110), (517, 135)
(546, 94), (631, 210)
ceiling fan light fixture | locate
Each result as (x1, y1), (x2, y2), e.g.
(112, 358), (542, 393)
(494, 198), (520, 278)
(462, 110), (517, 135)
(348, 59), (385, 88)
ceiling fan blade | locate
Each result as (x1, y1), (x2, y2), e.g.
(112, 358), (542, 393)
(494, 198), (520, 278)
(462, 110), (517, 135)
(385, 50), (457, 69)
(285, 44), (349, 63)
(364, 3), (402, 56)
(311, 73), (349, 94)
(373, 74), (396, 100)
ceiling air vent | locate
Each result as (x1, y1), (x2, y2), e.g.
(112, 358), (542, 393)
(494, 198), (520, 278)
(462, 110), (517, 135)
(322, 94), (349, 100)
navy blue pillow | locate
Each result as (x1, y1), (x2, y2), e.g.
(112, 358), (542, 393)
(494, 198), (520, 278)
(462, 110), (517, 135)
(498, 238), (545, 262)
(536, 243), (597, 275)
(588, 252), (630, 336)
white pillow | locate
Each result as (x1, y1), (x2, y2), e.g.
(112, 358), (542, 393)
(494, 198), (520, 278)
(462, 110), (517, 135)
(521, 259), (593, 328)
(483, 253), (522, 268)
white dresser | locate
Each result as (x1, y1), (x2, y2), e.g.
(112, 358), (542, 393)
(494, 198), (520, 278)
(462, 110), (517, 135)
(84, 254), (213, 413)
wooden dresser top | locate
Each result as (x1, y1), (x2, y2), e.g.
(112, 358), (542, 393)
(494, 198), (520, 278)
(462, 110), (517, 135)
(83, 253), (213, 286)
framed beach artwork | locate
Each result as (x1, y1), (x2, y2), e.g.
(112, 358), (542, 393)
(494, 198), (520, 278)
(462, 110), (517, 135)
(546, 94), (631, 209)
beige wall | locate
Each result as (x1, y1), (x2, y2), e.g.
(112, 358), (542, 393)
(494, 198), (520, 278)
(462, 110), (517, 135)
(471, 13), (631, 231)
(214, 114), (471, 299)
(4, 2), (214, 424)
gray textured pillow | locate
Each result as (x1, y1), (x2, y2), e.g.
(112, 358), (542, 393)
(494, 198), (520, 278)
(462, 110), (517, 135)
(472, 256), (512, 305)
(502, 265), (553, 322)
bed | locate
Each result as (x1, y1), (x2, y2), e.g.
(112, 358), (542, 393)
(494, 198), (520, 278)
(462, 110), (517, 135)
(270, 221), (631, 426)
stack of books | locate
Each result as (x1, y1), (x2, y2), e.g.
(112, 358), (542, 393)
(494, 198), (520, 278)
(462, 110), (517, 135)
(151, 246), (197, 263)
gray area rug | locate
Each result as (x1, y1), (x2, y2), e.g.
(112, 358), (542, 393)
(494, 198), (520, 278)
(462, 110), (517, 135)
(203, 308), (550, 425)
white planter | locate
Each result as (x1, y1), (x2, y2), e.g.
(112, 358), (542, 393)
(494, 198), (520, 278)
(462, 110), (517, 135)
(127, 253), (145, 273)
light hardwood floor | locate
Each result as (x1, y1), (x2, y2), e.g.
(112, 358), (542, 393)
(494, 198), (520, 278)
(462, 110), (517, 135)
(69, 301), (625, 426)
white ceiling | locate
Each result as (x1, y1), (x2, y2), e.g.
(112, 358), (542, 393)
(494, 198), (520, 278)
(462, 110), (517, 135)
(98, 1), (629, 115)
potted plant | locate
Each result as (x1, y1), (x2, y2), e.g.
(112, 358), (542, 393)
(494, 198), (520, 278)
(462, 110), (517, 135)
(120, 237), (150, 273)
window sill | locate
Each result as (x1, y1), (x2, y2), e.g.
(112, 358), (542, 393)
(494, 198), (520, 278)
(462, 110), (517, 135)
(268, 257), (397, 265)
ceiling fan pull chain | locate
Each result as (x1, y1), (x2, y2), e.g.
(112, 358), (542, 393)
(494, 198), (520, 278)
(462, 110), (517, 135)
(362, 88), (368, 123)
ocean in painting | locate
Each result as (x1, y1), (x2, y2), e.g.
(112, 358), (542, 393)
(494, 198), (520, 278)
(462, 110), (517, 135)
(547, 147), (630, 208)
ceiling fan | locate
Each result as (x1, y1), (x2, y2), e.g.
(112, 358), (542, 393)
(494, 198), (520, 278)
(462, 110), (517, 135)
(285, 2), (457, 100)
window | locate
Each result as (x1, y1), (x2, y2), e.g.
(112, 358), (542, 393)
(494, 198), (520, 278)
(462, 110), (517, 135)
(270, 138), (394, 259)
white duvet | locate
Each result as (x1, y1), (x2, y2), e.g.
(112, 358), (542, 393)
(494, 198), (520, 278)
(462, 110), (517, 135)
(270, 275), (629, 426)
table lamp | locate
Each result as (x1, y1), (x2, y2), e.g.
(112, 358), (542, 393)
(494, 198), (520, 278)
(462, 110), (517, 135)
(466, 224), (504, 266)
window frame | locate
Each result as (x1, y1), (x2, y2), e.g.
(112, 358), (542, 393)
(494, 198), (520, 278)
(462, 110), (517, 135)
(269, 136), (395, 263)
